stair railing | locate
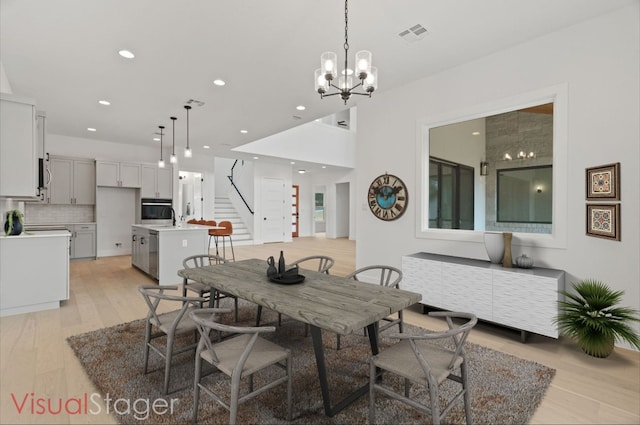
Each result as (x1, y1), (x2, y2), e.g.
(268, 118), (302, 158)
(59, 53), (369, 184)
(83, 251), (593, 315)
(228, 160), (254, 215)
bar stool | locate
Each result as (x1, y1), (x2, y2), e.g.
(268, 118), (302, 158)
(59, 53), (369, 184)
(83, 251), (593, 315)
(204, 220), (217, 252)
(212, 220), (235, 261)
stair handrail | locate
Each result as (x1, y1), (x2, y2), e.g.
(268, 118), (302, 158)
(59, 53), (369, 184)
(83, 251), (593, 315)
(228, 160), (254, 215)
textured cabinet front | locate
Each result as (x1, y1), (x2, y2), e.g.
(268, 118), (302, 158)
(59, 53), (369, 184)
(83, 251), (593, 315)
(493, 270), (559, 338)
(441, 263), (493, 320)
(401, 256), (442, 306)
(402, 253), (564, 339)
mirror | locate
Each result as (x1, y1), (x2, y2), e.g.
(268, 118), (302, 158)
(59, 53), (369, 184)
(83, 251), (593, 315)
(428, 103), (553, 234)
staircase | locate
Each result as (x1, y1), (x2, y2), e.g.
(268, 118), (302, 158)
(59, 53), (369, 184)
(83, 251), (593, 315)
(214, 197), (253, 246)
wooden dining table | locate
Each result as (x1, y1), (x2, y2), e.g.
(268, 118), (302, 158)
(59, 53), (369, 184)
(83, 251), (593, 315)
(178, 257), (421, 417)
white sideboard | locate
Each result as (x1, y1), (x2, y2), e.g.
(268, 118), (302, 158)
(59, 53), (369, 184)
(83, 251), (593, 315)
(402, 252), (565, 340)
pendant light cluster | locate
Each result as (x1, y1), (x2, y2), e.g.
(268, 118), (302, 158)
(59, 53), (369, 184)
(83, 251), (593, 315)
(157, 105), (194, 168)
(314, 0), (378, 104)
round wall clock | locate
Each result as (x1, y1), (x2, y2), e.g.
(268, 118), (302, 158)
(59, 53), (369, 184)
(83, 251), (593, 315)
(367, 173), (408, 221)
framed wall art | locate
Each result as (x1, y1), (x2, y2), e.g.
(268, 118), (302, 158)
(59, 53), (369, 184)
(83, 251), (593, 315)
(586, 203), (620, 241)
(586, 162), (620, 200)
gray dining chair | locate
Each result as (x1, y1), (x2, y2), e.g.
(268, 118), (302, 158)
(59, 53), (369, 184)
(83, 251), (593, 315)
(138, 285), (205, 395)
(369, 311), (478, 425)
(190, 308), (293, 425)
(289, 255), (335, 274)
(336, 265), (403, 349)
(256, 255), (335, 329)
(182, 254), (239, 321)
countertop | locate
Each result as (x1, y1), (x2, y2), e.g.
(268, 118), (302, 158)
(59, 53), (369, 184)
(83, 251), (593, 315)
(132, 223), (221, 232)
(1, 229), (71, 239)
(25, 222), (96, 227)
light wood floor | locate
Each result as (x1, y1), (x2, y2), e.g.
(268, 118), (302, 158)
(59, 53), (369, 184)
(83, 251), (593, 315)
(1, 235), (638, 424)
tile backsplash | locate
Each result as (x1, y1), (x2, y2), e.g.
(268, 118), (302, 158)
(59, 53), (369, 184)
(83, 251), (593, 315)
(24, 203), (95, 224)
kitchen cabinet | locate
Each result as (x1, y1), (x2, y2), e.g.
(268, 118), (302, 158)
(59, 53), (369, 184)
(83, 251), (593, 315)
(402, 252), (564, 339)
(70, 224), (96, 259)
(48, 156), (96, 204)
(0, 93), (38, 198)
(0, 231), (70, 316)
(141, 164), (173, 198)
(96, 161), (141, 188)
(131, 227), (150, 273)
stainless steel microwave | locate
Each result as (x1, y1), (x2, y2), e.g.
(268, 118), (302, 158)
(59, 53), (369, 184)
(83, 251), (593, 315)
(141, 198), (173, 223)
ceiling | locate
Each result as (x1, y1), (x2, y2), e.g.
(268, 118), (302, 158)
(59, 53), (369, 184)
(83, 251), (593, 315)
(1, 0), (632, 167)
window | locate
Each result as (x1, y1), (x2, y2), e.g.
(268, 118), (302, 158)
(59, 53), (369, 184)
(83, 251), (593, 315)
(497, 165), (552, 223)
(429, 158), (474, 229)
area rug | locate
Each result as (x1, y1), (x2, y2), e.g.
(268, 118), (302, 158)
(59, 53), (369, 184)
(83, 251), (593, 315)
(67, 300), (555, 424)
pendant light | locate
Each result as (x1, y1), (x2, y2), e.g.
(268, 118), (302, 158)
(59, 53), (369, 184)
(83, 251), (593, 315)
(184, 105), (192, 158)
(170, 116), (177, 164)
(158, 125), (165, 168)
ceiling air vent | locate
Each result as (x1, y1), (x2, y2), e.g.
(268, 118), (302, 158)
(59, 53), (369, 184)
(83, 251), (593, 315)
(398, 24), (428, 44)
(185, 99), (205, 107)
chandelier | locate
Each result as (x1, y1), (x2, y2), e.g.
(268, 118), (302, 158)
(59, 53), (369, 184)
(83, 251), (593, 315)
(314, 0), (377, 104)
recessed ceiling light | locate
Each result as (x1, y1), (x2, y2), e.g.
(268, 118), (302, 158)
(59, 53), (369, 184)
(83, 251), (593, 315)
(290, 161), (295, 164)
(153, 137), (160, 141)
(472, 131), (480, 136)
(253, 156), (259, 160)
(213, 79), (226, 86)
(87, 127), (97, 132)
(203, 145), (210, 149)
(298, 169), (306, 174)
(322, 165), (327, 169)
(118, 49), (135, 59)
(296, 105), (306, 111)
(98, 100), (111, 106)
(240, 130), (248, 134)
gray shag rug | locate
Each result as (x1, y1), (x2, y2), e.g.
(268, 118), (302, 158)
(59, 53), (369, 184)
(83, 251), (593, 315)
(67, 299), (555, 424)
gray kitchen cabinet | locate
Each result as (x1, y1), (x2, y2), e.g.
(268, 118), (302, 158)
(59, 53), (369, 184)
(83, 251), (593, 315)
(70, 224), (96, 259)
(96, 161), (141, 188)
(0, 93), (38, 198)
(49, 156), (95, 204)
(131, 226), (149, 273)
(141, 164), (173, 198)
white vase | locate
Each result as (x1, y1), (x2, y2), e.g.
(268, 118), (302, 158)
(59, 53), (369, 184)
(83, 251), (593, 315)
(484, 231), (505, 263)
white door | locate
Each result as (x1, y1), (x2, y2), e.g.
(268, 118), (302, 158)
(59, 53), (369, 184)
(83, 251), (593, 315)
(261, 178), (286, 243)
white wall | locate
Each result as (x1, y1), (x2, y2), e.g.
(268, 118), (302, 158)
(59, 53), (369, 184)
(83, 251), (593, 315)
(355, 5), (639, 348)
(234, 120), (356, 168)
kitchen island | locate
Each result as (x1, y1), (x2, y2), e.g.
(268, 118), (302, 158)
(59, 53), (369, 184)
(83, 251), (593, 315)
(131, 223), (216, 286)
(1, 230), (70, 316)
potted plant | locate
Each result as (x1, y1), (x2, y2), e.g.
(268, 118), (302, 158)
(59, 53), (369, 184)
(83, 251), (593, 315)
(554, 279), (640, 358)
(4, 209), (24, 236)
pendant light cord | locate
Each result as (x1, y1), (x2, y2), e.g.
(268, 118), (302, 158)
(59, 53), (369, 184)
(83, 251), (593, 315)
(343, 0), (349, 80)
(185, 105), (191, 150)
(171, 117), (176, 155)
